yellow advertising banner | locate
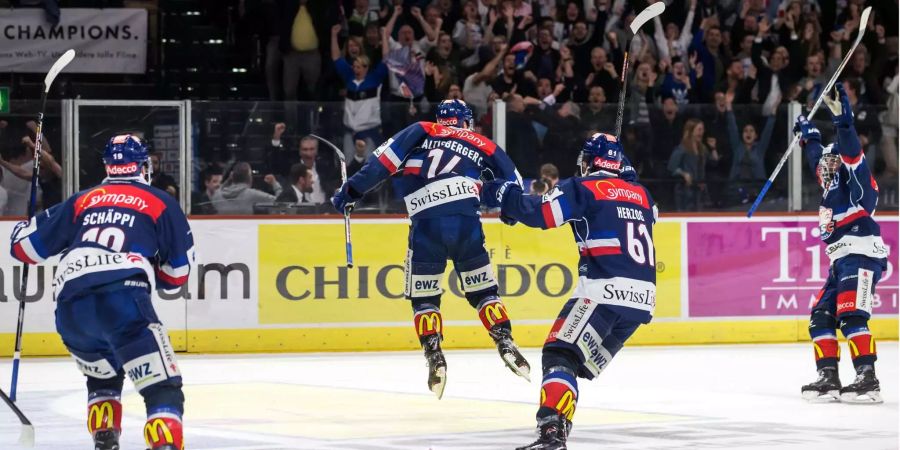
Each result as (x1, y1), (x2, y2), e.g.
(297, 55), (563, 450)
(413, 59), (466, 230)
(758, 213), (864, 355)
(258, 221), (682, 326)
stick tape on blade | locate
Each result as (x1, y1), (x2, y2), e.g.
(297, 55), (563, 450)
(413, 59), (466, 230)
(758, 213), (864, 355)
(631, 2), (665, 34)
(44, 49), (75, 92)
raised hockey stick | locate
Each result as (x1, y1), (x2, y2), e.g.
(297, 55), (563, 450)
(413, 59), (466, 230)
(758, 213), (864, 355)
(310, 134), (354, 268)
(614, 1), (665, 139)
(747, 7), (872, 217)
(0, 387), (33, 446)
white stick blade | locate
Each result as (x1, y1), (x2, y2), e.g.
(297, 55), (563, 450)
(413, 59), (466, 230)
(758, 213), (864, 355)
(43, 49), (76, 93)
(856, 7), (872, 42)
(631, 2), (666, 34)
(17, 424), (34, 447)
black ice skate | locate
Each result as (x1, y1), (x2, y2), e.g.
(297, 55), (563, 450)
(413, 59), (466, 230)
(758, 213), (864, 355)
(839, 365), (882, 404)
(93, 430), (120, 450)
(489, 326), (531, 381)
(801, 367), (841, 401)
(516, 415), (567, 450)
(423, 335), (447, 399)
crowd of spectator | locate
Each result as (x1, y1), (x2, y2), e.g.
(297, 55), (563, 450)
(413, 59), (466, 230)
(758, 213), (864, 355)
(199, 0), (895, 213)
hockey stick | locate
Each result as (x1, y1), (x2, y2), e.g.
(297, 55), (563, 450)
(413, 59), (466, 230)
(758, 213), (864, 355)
(614, 1), (665, 139)
(747, 7), (871, 217)
(0, 388), (33, 446)
(309, 134), (353, 268)
(9, 49), (75, 406)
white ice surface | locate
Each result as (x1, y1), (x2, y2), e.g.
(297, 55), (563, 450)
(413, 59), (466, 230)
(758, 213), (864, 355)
(0, 342), (897, 450)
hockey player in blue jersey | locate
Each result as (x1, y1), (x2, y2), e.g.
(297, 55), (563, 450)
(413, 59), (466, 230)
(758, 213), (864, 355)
(795, 82), (889, 404)
(482, 133), (656, 450)
(331, 99), (531, 398)
(10, 135), (193, 449)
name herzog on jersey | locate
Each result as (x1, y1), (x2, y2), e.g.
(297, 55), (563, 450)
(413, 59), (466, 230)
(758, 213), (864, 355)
(349, 121), (522, 219)
(499, 175), (658, 324)
(10, 180), (194, 301)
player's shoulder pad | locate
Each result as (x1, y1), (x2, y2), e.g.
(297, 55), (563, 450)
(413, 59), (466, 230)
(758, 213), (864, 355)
(577, 176), (652, 209)
(419, 122), (497, 155)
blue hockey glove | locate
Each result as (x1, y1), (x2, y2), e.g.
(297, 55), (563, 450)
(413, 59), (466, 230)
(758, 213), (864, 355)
(481, 180), (517, 209)
(822, 82), (854, 127)
(793, 115), (821, 147)
(331, 183), (360, 212)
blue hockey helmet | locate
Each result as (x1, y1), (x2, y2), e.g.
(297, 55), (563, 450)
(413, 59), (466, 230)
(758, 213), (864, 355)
(103, 134), (150, 182)
(436, 99), (474, 129)
(579, 132), (623, 177)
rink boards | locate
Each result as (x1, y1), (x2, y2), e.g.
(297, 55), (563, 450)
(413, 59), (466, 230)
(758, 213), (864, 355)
(0, 215), (897, 356)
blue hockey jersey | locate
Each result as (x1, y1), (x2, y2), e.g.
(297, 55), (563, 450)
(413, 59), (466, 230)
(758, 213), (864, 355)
(803, 122), (888, 264)
(488, 174), (658, 323)
(10, 180), (194, 301)
(348, 122), (522, 219)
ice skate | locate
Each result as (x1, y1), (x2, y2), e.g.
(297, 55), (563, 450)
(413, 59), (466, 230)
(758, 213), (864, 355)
(801, 368), (841, 401)
(490, 326), (531, 381)
(93, 430), (120, 450)
(516, 415), (567, 450)
(422, 335), (447, 399)
(840, 366), (882, 404)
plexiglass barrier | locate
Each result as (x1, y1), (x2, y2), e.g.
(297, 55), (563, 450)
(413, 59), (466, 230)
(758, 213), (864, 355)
(2, 99), (895, 217)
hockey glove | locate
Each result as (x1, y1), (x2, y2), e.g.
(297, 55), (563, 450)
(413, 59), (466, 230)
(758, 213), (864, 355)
(481, 180), (517, 209)
(793, 115), (821, 147)
(10, 220), (29, 243)
(331, 183), (361, 212)
(822, 82), (854, 128)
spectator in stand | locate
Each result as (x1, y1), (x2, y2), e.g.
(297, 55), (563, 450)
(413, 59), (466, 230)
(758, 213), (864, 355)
(275, 163), (316, 204)
(724, 90), (775, 205)
(211, 162), (277, 215)
(331, 23), (387, 159)
(536, 100), (583, 178)
(347, 138), (367, 177)
(454, 1), (486, 60)
(363, 22), (383, 65)
(654, 0), (697, 66)
(581, 85), (615, 133)
(150, 153), (179, 199)
(265, 0), (336, 101)
(716, 59), (755, 103)
(411, 5), (443, 55)
(382, 6), (426, 103)
(192, 167), (223, 215)
(503, 93), (541, 177)
(525, 28), (561, 82)
(648, 96), (685, 169)
(492, 52), (536, 97)
(268, 125), (339, 203)
(751, 18), (801, 106)
(689, 16), (727, 103)
(463, 42), (507, 118)
(878, 69), (899, 186)
(425, 32), (462, 100)
(382, 5), (427, 135)
(790, 53), (827, 108)
(566, 19), (598, 79)
(668, 118), (719, 211)
(539, 162), (559, 189)
(0, 132), (35, 216)
(841, 78), (881, 162)
(577, 46), (619, 102)
(658, 58), (694, 106)
(490, 1), (528, 45)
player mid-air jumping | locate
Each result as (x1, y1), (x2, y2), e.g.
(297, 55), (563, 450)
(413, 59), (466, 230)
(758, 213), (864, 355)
(331, 99), (530, 398)
(482, 133), (656, 450)
(795, 82), (889, 404)
(10, 135), (194, 449)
